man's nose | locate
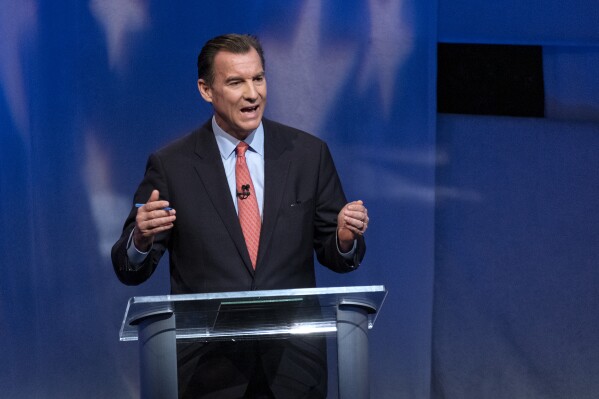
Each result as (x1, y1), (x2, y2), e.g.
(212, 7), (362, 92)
(243, 82), (258, 100)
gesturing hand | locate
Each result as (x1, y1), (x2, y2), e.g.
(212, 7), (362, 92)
(133, 190), (176, 251)
(337, 200), (369, 252)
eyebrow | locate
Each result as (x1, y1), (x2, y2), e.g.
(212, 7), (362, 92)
(224, 71), (265, 84)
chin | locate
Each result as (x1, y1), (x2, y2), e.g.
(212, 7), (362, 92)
(240, 121), (261, 132)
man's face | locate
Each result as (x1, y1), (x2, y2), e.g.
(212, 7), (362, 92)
(198, 48), (266, 140)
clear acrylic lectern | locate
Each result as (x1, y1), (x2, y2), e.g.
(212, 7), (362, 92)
(120, 285), (387, 399)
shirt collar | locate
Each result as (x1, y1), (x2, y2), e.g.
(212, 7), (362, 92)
(212, 116), (264, 160)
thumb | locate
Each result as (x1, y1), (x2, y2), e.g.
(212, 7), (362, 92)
(148, 189), (160, 203)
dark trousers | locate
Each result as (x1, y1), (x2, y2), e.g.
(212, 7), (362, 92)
(178, 338), (327, 399)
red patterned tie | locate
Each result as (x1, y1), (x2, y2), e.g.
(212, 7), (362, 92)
(235, 142), (261, 269)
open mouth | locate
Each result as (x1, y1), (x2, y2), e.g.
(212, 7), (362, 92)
(241, 105), (259, 113)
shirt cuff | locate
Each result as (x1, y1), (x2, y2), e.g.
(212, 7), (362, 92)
(336, 230), (357, 260)
(126, 228), (151, 270)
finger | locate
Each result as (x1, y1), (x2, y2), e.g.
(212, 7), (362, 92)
(346, 200), (364, 209)
(138, 223), (175, 238)
(141, 222), (175, 236)
(344, 202), (366, 213)
(344, 210), (367, 226)
(138, 189), (160, 209)
(341, 224), (363, 236)
(144, 208), (177, 221)
(346, 211), (369, 230)
(149, 189), (159, 201)
(140, 190), (172, 212)
(344, 216), (365, 232)
(362, 210), (368, 224)
(136, 208), (172, 227)
(139, 213), (176, 229)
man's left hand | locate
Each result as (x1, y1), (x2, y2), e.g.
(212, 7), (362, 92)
(337, 200), (369, 252)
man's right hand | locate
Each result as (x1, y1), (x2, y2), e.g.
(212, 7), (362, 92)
(133, 190), (176, 252)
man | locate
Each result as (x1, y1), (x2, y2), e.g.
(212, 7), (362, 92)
(112, 34), (369, 398)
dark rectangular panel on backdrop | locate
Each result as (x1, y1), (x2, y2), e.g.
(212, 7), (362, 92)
(437, 43), (545, 117)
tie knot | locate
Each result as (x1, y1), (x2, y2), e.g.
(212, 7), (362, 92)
(236, 141), (249, 157)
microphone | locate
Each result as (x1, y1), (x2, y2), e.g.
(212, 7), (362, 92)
(237, 184), (251, 199)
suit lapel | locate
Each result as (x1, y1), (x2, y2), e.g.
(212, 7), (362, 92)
(257, 120), (291, 267)
(192, 122), (255, 275)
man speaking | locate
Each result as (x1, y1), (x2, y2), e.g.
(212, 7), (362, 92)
(112, 33), (369, 398)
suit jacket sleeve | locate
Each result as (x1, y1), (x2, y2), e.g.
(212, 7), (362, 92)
(312, 142), (366, 272)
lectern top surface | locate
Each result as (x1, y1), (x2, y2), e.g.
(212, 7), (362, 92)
(119, 285), (387, 342)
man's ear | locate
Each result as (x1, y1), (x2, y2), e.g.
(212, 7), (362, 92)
(197, 79), (212, 103)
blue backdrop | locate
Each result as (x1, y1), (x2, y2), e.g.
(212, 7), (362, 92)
(1, 1), (435, 397)
(1, 1), (597, 398)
